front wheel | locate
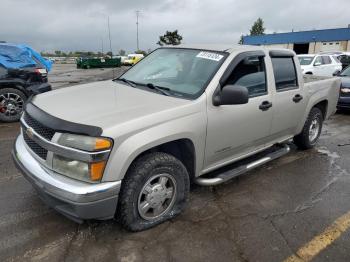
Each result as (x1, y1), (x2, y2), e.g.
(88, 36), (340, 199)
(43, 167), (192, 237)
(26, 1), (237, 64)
(117, 152), (190, 231)
(293, 107), (323, 149)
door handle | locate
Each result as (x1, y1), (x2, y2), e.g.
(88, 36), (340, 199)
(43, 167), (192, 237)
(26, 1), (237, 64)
(293, 94), (303, 103)
(259, 101), (272, 111)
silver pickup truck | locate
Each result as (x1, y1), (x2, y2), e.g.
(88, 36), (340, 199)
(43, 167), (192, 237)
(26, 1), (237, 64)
(12, 45), (340, 231)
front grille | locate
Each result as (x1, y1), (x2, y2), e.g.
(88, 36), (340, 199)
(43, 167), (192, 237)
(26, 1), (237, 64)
(23, 113), (55, 140)
(341, 91), (350, 97)
(22, 112), (56, 160)
(23, 131), (48, 159)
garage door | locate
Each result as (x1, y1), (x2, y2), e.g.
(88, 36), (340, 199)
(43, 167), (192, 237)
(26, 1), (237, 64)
(321, 42), (342, 52)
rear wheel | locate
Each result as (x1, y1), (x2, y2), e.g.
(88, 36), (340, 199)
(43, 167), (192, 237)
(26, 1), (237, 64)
(0, 88), (26, 122)
(293, 107), (323, 149)
(118, 152), (190, 232)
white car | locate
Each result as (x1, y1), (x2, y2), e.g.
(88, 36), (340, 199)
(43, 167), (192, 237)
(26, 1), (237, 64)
(297, 54), (342, 76)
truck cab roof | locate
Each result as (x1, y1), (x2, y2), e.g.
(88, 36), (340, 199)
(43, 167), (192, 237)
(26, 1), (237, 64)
(166, 44), (292, 55)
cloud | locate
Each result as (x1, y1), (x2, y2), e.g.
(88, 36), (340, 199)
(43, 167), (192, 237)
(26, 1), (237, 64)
(1, 0), (349, 53)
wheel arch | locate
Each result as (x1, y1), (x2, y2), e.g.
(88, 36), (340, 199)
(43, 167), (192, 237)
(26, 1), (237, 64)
(313, 99), (328, 120)
(296, 98), (328, 135)
(133, 138), (196, 182)
(0, 82), (29, 97)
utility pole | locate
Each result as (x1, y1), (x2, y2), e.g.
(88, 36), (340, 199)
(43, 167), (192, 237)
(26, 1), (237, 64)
(108, 16), (112, 57)
(136, 10), (140, 51)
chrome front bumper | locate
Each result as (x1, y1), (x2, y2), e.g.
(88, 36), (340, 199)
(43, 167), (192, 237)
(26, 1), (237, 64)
(12, 135), (121, 222)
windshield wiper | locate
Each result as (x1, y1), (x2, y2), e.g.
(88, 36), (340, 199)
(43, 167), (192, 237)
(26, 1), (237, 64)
(114, 78), (172, 96)
(114, 78), (137, 87)
(144, 83), (171, 96)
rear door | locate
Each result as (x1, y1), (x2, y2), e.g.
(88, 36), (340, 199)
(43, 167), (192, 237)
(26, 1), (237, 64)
(204, 51), (274, 171)
(321, 56), (335, 76)
(269, 51), (307, 141)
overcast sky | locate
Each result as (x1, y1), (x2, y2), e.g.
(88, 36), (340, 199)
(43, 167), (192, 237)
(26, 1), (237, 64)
(1, 0), (350, 53)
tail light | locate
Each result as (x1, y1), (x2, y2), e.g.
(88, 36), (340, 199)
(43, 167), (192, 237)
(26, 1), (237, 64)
(34, 68), (47, 75)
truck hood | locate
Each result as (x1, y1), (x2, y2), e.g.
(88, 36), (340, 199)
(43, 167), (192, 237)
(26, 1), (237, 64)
(32, 80), (195, 134)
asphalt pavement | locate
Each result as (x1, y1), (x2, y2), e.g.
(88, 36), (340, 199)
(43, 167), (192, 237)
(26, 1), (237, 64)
(1, 64), (350, 262)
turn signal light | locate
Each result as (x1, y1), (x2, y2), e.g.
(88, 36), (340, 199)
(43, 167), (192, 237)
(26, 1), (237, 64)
(95, 138), (112, 150)
(90, 161), (107, 181)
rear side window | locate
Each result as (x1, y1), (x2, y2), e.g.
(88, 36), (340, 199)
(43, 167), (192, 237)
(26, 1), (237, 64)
(322, 56), (331, 64)
(332, 56), (340, 63)
(226, 56), (267, 97)
(0, 65), (7, 77)
(271, 57), (298, 91)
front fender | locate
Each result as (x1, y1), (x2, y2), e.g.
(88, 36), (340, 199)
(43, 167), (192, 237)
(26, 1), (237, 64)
(102, 112), (207, 182)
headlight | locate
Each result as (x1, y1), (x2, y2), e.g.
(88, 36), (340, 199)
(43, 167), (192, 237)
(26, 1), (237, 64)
(341, 87), (350, 93)
(57, 133), (112, 151)
(52, 134), (113, 183)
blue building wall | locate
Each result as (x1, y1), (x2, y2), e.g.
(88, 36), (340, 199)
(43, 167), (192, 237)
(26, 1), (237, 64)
(243, 28), (350, 45)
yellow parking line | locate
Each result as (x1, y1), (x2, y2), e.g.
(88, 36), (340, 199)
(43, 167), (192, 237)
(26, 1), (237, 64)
(283, 210), (350, 262)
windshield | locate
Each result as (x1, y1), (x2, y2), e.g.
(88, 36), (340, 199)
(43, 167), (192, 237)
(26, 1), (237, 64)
(119, 48), (227, 99)
(298, 56), (314, 65)
(340, 66), (350, 77)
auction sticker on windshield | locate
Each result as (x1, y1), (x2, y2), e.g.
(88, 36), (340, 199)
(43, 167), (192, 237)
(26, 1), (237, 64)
(196, 51), (224, 61)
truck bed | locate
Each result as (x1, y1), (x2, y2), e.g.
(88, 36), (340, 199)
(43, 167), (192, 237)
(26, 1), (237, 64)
(303, 75), (331, 83)
(303, 75), (341, 119)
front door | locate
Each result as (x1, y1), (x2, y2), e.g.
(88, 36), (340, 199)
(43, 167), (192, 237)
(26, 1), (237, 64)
(204, 54), (274, 172)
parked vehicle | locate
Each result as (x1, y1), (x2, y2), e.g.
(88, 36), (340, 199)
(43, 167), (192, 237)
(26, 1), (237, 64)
(13, 46), (340, 231)
(0, 43), (52, 122)
(123, 54), (144, 65)
(337, 54), (350, 70)
(320, 51), (350, 70)
(297, 54), (342, 76)
(334, 66), (350, 110)
(76, 57), (121, 69)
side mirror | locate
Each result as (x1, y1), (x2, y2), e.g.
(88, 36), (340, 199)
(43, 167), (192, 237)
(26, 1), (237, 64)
(333, 71), (341, 76)
(213, 85), (249, 106)
(314, 62), (322, 66)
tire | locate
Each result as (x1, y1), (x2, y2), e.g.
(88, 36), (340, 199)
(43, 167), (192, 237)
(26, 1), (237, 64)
(0, 88), (27, 122)
(117, 152), (190, 232)
(293, 107), (323, 149)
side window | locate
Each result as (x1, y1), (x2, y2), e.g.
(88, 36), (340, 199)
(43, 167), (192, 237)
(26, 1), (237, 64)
(314, 56), (324, 65)
(271, 57), (298, 91)
(322, 56), (331, 64)
(0, 65), (7, 77)
(226, 56), (267, 97)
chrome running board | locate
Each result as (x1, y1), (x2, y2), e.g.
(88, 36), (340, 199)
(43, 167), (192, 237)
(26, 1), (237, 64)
(195, 144), (290, 186)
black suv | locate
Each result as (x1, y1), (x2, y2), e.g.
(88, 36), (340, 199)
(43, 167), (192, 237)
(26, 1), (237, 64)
(0, 64), (51, 122)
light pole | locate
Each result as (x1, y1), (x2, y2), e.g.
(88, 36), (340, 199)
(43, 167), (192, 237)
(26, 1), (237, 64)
(101, 38), (104, 57)
(136, 10), (140, 51)
(108, 16), (113, 57)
